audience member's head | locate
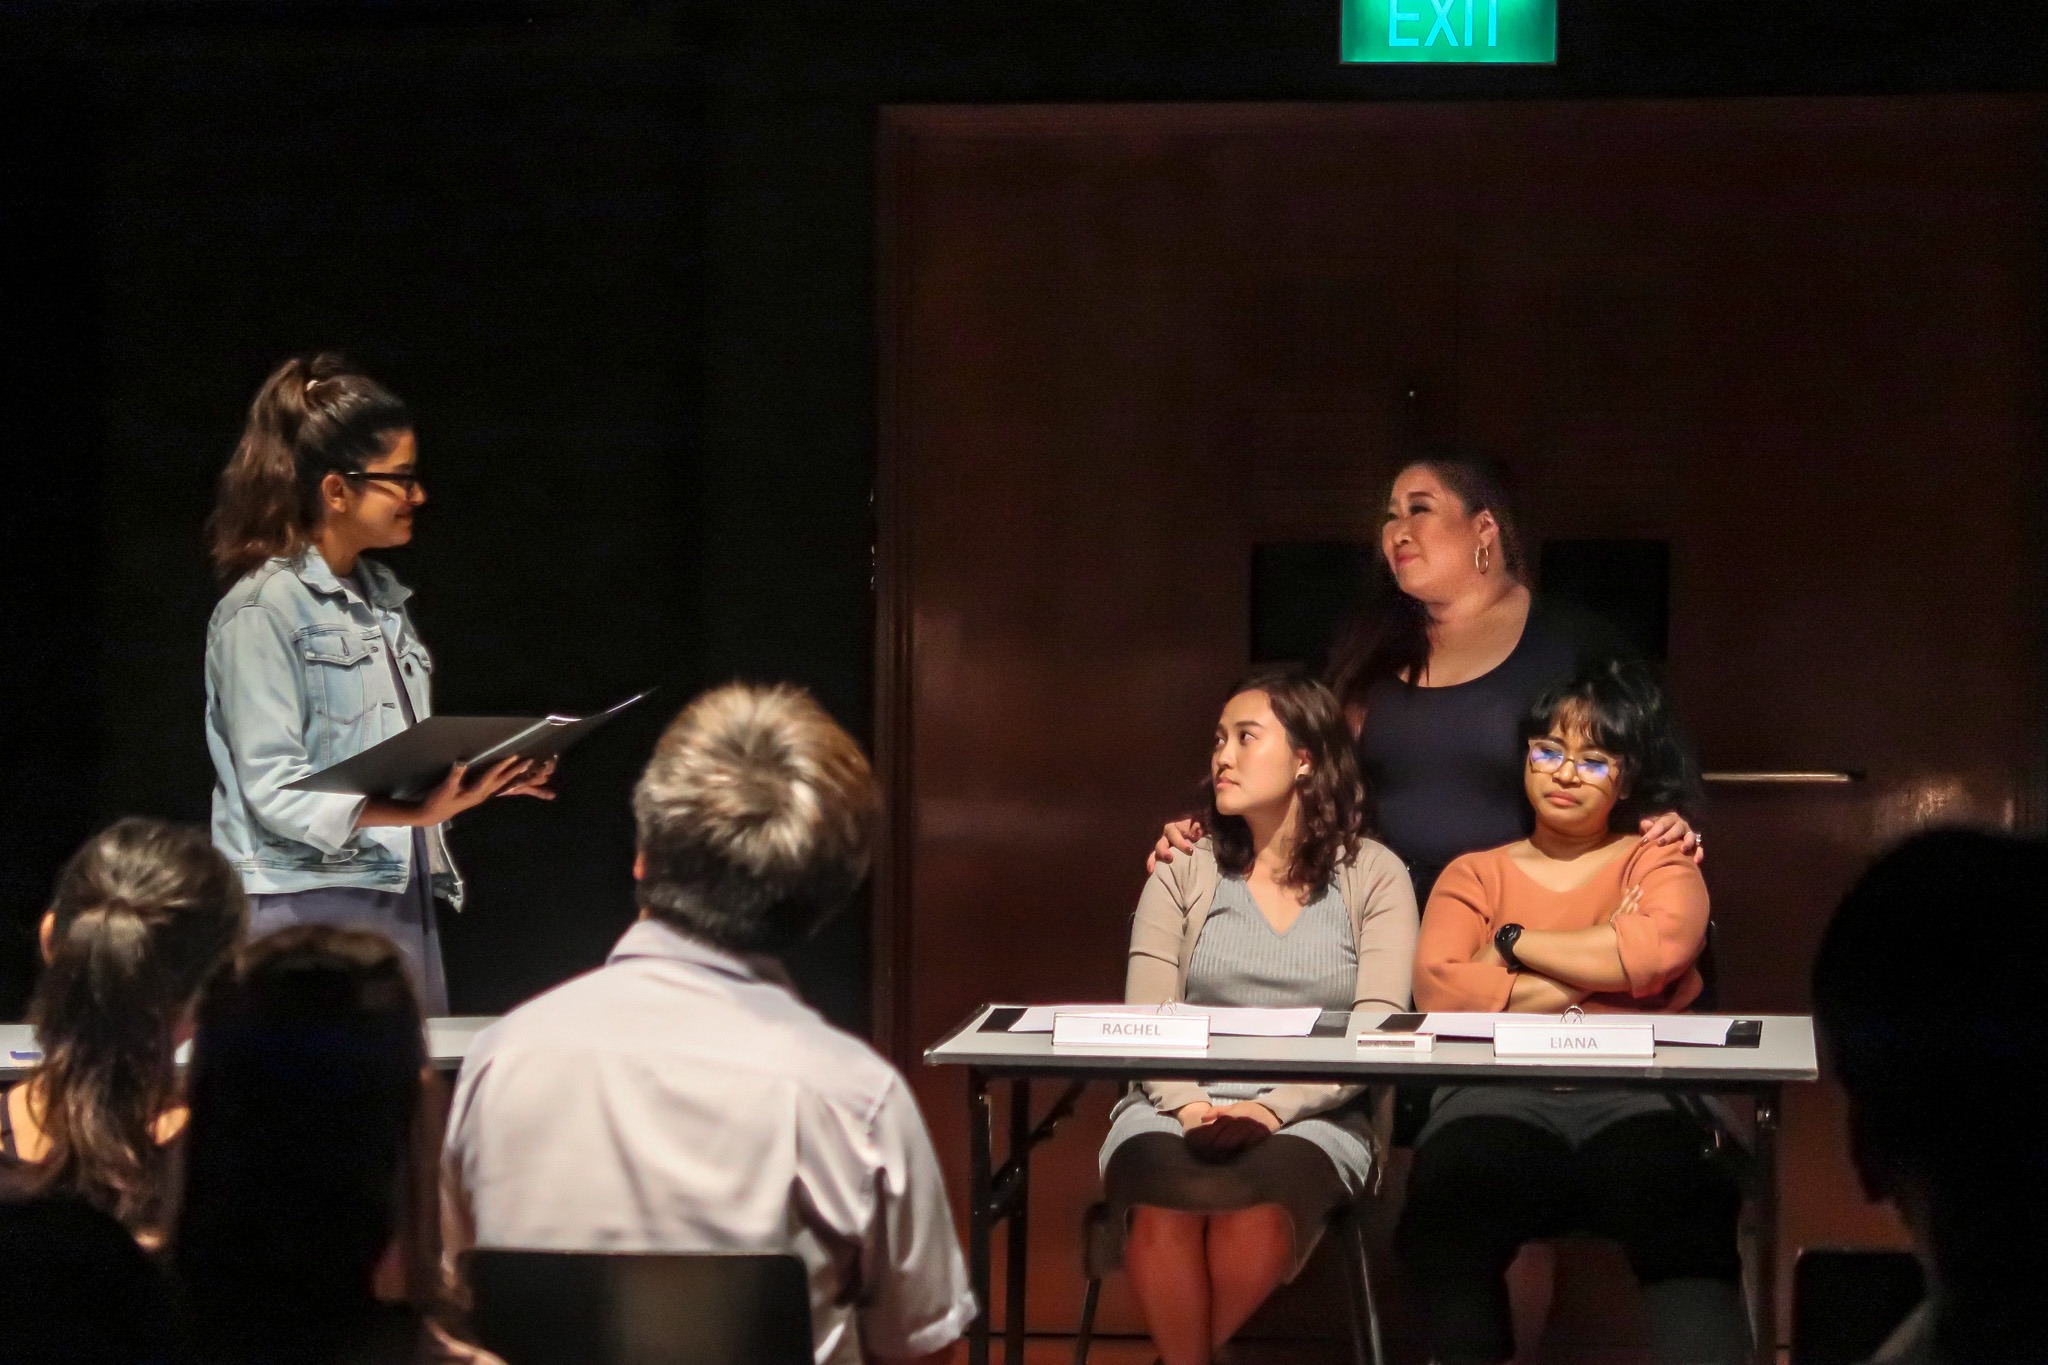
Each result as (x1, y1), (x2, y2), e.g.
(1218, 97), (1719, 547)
(631, 682), (879, 954)
(0, 1192), (180, 1365)
(171, 926), (430, 1350)
(1519, 657), (1699, 832)
(23, 818), (246, 1231)
(1813, 829), (2048, 1335)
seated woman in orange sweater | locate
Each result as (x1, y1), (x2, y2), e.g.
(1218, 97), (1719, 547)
(1395, 659), (1746, 1365)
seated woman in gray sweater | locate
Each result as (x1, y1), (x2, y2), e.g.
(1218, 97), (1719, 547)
(1101, 670), (1418, 1365)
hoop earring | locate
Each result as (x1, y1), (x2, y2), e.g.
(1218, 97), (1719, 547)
(1474, 543), (1491, 574)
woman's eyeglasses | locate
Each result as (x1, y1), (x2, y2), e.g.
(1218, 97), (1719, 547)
(1526, 741), (1617, 784)
(344, 470), (424, 495)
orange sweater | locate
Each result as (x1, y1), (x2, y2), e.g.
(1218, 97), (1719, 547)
(1414, 837), (1707, 1014)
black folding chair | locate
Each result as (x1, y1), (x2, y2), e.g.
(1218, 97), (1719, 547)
(1790, 1249), (1923, 1365)
(464, 1250), (814, 1365)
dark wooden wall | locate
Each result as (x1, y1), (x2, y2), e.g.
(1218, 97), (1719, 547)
(4, 0), (2043, 1031)
(879, 98), (2044, 1357)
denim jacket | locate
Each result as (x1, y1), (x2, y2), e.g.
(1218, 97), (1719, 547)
(205, 549), (463, 906)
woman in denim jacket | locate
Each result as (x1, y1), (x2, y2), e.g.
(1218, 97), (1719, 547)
(202, 354), (554, 1012)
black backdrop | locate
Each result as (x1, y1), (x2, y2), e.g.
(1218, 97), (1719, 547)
(2, 0), (2042, 1028)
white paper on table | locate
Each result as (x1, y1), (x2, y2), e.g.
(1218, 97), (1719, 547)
(1415, 1012), (1737, 1046)
(1006, 1004), (1323, 1037)
(1649, 1015), (1741, 1046)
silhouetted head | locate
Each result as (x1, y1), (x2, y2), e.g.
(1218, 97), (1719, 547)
(1813, 829), (2048, 1308)
(172, 926), (427, 1337)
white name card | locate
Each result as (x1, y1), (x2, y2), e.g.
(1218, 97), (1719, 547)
(1052, 1011), (1210, 1051)
(1494, 1020), (1654, 1062)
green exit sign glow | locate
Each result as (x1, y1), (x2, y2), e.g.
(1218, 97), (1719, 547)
(1342, 0), (1557, 63)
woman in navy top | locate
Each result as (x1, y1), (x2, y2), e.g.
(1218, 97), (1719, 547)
(1156, 452), (1698, 902)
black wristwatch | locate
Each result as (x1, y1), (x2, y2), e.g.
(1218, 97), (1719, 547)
(1494, 922), (1527, 972)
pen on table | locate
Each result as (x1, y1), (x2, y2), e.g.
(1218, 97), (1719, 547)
(9, 1049), (43, 1062)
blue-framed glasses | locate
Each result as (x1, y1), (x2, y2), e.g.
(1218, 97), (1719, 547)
(1526, 740), (1617, 784)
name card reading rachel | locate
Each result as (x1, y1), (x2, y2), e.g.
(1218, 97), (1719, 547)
(1052, 1011), (1211, 1052)
(1493, 1019), (1654, 1062)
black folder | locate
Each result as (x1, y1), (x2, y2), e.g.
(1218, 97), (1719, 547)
(282, 692), (650, 800)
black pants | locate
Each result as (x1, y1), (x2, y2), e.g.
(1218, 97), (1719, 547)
(1394, 1104), (1743, 1365)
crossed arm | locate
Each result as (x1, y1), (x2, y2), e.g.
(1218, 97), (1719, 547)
(1414, 853), (1706, 1013)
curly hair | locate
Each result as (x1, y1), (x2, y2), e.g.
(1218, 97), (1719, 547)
(1518, 658), (1700, 829)
(1204, 669), (1369, 892)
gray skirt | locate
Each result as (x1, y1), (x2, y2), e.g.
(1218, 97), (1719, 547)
(1098, 1086), (1377, 1278)
(247, 858), (448, 1016)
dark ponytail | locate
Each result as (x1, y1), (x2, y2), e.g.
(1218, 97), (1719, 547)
(1328, 450), (1531, 707)
(24, 819), (247, 1231)
(206, 353), (412, 582)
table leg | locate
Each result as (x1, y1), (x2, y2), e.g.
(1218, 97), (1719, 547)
(968, 1067), (993, 1365)
(1006, 1078), (1031, 1365)
(1751, 1087), (1781, 1365)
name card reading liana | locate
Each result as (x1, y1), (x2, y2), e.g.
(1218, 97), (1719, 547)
(1052, 1011), (1211, 1051)
(1493, 1019), (1654, 1062)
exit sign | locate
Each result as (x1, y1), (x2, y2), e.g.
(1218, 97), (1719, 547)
(1342, 0), (1557, 63)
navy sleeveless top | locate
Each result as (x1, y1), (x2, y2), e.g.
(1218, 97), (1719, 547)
(1357, 596), (1628, 898)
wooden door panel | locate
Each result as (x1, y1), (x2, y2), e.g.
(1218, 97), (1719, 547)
(1452, 98), (2044, 1330)
(880, 98), (2042, 1354)
(883, 105), (1466, 1338)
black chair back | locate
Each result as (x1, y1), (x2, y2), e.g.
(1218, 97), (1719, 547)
(1790, 1248), (1923, 1365)
(465, 1250), (814, 1365)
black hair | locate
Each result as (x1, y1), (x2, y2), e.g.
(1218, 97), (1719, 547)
(207, 353), (413, 582)
(25, 818), (246, 1233)
(1518, 657), (1700, 829)
(1328, 449), (1530, 705)
(1813, 828), (2047, 1182)
(0, 1193), (180, 1362)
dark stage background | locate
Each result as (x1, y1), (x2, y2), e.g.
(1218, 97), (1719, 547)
(2, 0), (2043, 1043)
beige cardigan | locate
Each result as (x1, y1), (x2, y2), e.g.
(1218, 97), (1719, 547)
(1125, 838), (1419, 1124)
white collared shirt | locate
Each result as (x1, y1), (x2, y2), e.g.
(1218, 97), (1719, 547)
(442, 918), (976, 1364)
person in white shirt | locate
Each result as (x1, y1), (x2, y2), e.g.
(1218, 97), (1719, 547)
(441, 683), (976, 1365)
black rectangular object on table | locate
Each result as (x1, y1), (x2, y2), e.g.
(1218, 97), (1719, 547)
(282, 692), (649, 801)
